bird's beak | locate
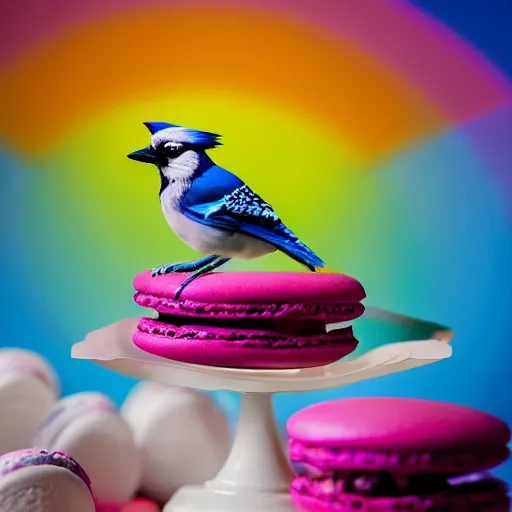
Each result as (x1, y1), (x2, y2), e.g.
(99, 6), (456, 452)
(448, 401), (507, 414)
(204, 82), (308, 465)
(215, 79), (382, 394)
(127, 146), (157, 164)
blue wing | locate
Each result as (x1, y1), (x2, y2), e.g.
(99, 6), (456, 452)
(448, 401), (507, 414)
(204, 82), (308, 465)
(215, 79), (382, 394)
(180, 166), (325, 270)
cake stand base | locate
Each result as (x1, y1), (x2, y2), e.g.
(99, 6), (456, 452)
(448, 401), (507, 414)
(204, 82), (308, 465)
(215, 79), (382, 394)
(165, 487), (293, 512)
(164, 392), (295, 512)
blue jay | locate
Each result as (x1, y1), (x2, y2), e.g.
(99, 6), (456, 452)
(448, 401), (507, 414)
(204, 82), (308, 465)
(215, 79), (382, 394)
(127, 122), (325, 298)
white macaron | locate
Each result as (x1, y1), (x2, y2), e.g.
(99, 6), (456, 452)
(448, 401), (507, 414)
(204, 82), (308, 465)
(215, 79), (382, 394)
(33, 391), (141, 507)
(0, 349), (59, 455)
(0, 448), (95, 512)
(121, 382), (232, 504)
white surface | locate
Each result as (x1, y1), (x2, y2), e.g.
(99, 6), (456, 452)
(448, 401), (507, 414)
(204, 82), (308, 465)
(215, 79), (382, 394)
(73, 307), (453, 512)
(0, 465), (95, 512)
(121, 382), (231, 504)
(0, 374), (57, 456)
(37, 396), (141, 504)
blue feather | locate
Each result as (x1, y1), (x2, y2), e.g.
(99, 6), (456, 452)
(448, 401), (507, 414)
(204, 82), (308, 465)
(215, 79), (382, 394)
(180, 166), (325, 270)
(184, 166), (244, 206)
(144, 122), (179, 134)
(180, 128), (222, 147)
(144, 121), (222, 147)
(239, 223), (325, 271)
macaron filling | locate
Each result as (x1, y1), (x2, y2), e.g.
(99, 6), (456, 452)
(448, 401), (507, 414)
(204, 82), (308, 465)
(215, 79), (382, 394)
(136, 314), (358, 348)
(0, 449), (91, 488)
(289, 439), (510, 473)
(134, 291), (365, 322)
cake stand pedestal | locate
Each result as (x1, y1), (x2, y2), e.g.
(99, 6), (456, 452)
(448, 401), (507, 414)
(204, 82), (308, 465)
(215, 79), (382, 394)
(72, 307), (453, 512)
(168, 392), (294, 512)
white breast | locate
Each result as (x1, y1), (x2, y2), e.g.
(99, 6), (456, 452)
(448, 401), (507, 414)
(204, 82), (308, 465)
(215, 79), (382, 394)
(160, 187), (275, 259)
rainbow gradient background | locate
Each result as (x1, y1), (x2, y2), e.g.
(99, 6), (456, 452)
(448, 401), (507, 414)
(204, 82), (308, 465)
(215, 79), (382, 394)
(1, 0), (511, 483)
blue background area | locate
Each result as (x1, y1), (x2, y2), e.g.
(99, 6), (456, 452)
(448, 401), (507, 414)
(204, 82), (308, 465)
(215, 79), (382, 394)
(1, 0), (512, 488)
(411, 0), (512, 75)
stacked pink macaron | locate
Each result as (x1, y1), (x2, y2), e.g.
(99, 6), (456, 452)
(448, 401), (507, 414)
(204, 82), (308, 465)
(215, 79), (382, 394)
(133, 271), (366, 369)
(287, 398), (510, 511)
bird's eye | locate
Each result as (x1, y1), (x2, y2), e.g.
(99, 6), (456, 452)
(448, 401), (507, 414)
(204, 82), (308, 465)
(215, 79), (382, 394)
(163, 142), (183, 153)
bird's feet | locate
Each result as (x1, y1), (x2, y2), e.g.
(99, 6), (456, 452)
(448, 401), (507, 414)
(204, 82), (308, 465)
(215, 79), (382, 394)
(151, 255), (219, 277)
(151, 263), (186, 277)
(173, 257), (231, 300)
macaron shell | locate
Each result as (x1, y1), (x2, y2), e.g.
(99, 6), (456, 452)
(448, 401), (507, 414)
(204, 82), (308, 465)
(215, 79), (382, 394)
(33, 391), (116, 450)
(121, 383), (231, 504)
(134, 271), (366, 305)
(0, 449), (91, 488)
(136, 317), (357, 348)
(0, 465), (95, 512)
(287, 398), (511, 473)
(43, 411), (141, 504)
(0, 349), (59, 393)
(0, 374), (57, 455)
(133, 329), (357, 369)
(120, 382), (164, 436)
(135, 292), (365, 323)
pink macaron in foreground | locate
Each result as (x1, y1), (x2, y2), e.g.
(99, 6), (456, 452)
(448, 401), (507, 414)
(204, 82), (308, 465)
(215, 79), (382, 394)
(120, 498), (161, 511)
(132, 271), (366, 369)
(287, 397), (511, 511)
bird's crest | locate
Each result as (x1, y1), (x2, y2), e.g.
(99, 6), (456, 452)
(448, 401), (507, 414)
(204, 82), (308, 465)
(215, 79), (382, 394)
(144, 122), (222, 148)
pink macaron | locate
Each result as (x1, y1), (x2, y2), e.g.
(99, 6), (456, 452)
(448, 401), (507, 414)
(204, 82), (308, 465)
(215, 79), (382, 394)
(287, 398), (511, 511)
(0, 448), (95, 512)
(120, 498), (161, 511)
(132, 271), (366, 369)
(97, 499), (161, 512)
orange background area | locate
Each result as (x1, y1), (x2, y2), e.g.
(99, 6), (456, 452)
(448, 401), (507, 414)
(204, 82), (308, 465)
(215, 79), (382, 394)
(0, 7), (445, 159)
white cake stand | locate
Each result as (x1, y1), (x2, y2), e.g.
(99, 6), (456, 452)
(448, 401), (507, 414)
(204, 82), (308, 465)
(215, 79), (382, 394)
(72, 307), (453, 512)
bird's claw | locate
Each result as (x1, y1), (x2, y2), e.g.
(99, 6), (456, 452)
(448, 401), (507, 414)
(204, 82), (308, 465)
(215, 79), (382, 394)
(151, 264), (178, 277)
(152, 261), (206, 277)
(151, 257), (222, 277)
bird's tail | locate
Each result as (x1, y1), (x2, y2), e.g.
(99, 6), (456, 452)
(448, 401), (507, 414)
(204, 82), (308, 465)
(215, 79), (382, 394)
(243, 224), (337, 273)
(275, 239), (343, 274)
(276, 239), (327, 272)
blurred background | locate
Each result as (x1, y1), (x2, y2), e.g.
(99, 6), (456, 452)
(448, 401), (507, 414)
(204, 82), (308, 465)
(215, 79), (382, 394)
(1, 0), (511, 484)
